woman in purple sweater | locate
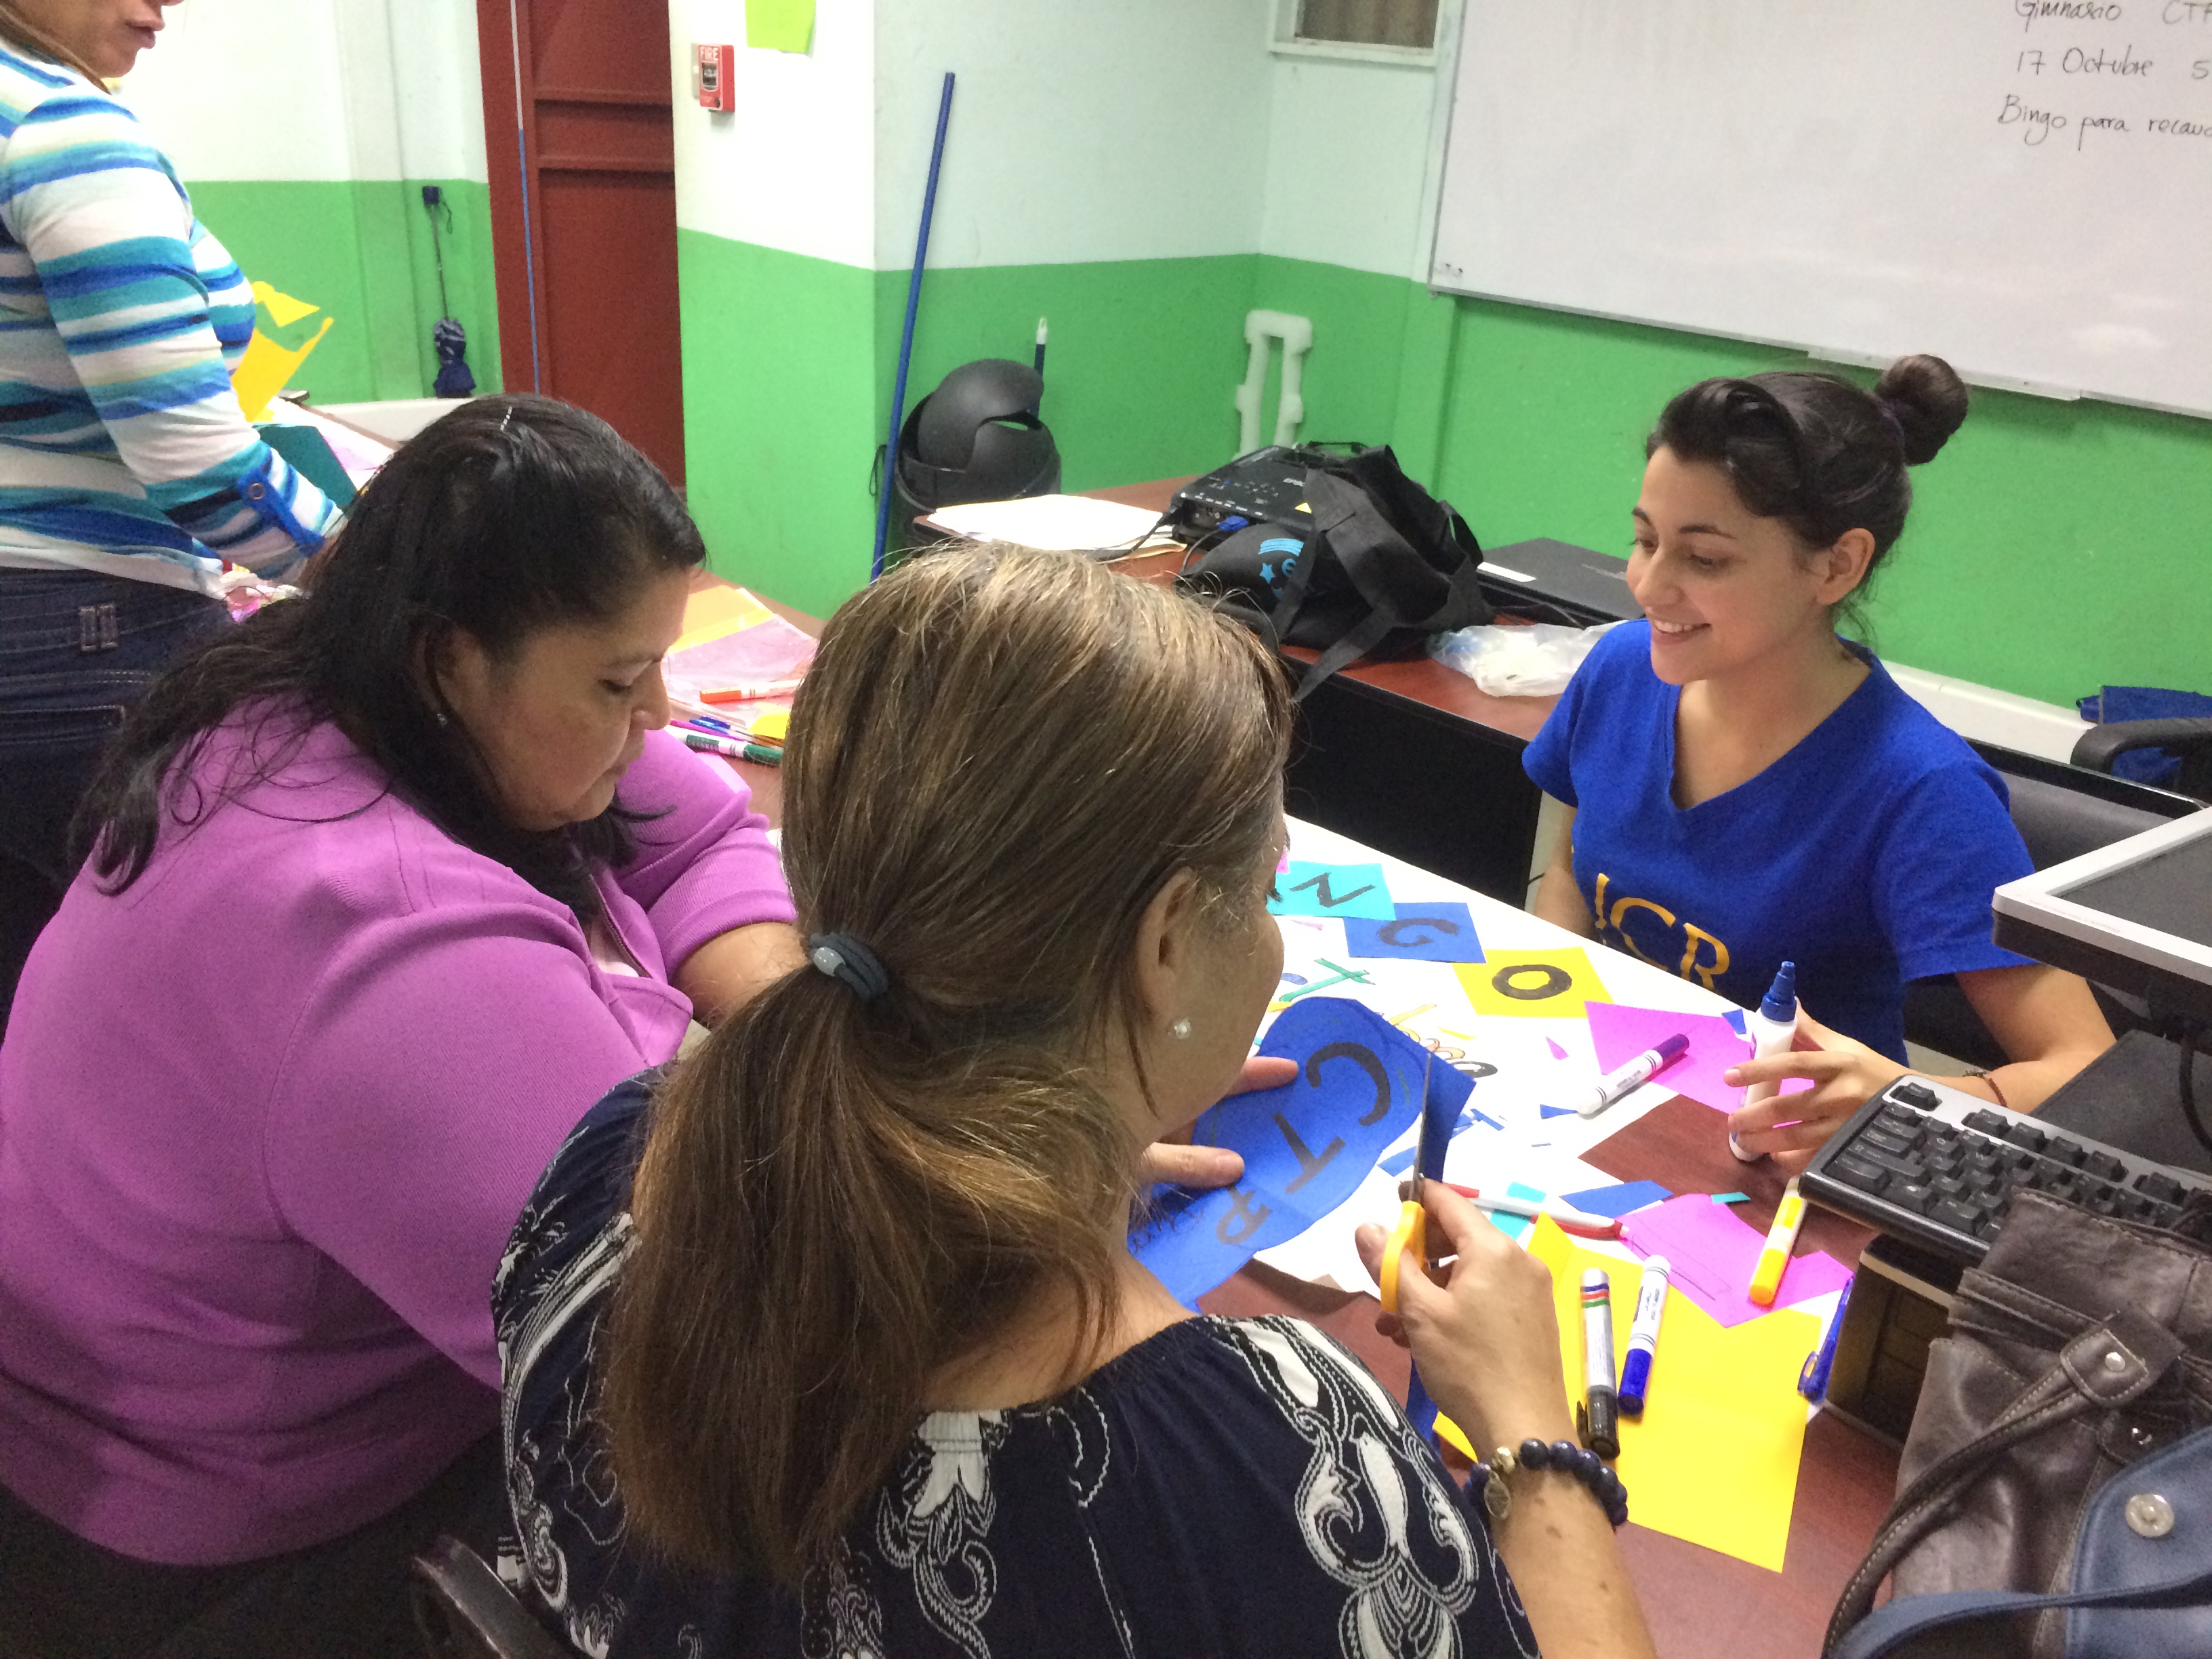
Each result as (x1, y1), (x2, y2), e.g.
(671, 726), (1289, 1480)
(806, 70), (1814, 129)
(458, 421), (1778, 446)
(0, 396), (798, 1655)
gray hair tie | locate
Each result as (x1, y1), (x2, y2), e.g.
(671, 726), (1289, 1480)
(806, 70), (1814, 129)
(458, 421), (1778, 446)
(806, 933), (890, 1003)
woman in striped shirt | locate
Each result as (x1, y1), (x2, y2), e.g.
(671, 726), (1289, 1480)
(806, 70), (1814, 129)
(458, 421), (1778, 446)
(0, 0), (342, 1031)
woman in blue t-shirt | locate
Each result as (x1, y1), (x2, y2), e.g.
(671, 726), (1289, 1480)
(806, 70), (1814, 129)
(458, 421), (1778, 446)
(1525, 355), (2111, 1168)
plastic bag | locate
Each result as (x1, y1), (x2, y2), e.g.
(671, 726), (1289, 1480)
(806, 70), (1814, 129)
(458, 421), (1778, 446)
(1427, 621), (1622, 698)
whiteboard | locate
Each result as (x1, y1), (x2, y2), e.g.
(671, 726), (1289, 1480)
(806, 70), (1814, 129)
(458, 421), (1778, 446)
(1430, 1), (2212, 418)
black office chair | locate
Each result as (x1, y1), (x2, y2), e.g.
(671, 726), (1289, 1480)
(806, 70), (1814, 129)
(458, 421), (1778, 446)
(1901, 741), (2203, 1067)
(410, 1536), (568, 1659)
(2071, 716), (2212, 804)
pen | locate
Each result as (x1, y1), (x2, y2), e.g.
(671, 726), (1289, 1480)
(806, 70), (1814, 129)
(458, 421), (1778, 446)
(1617, 1257), (1670, 1416)
(1748, 1178), (1807, 1307)
(1576, 1032), (1689, 1118)
(1395, 1179), (1622, 1240)
(1799, 1276), (1853, 1402)
(699, 676), (806, 704)
(1577, 1269), (1620, 1459)
(1033, 316), (1048, 375)
(679, 712), (735, 734)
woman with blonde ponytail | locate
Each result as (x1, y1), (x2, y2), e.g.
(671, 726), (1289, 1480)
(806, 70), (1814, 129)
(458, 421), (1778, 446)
(495, 545), (1658, 1659)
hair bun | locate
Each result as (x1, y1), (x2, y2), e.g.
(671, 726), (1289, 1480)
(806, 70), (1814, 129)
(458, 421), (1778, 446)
(1871, 354), (1969, 466)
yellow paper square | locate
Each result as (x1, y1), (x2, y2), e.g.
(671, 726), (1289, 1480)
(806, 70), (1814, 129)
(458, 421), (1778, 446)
(674, 584), (775, 655)
(1525, 1217), (1817, 1570)
(1454, 949), (1612, 1019)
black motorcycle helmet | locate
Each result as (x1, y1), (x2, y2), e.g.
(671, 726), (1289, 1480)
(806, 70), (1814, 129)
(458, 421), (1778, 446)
(888, 359), (1061, 552)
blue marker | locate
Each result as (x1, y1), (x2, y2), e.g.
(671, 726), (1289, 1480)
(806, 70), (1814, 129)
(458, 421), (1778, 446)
(1799, 1277), (1853, 1404)
(1617, 1257), (1669, 1416)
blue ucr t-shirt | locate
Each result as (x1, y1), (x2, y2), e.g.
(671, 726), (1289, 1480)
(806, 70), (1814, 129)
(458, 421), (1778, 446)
(1523, 621), (2036, 1060)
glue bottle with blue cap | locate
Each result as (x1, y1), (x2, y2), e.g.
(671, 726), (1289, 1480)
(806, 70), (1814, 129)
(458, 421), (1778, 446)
(1732, 961), (1797, 1163)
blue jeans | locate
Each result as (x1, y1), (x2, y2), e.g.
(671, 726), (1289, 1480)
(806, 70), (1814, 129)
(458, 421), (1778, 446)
(0, 567), (229, 1029)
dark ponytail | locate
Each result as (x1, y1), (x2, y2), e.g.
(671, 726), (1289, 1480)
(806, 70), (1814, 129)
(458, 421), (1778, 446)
(72, 396), (701, 916)
(601, 546), (1294, 1584)
(1647, 354), (1969, 586)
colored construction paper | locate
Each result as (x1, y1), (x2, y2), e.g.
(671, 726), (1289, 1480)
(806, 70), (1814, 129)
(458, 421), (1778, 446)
(1712, 1191), (1750, 1205)
(231, 297), (334, 423)
(1559, 1179), (1671, 1219)
(1527, 1218), (1816, 1570)
(665, 600), (815, 697)
(1129, 998), (1469, 1305)
(1380, 1145), (1416, 1179)
(1539, 1105), (1579, 1120)
(1455, 1100), (1502, 1134)
(1545, 1038), (1570, 1059)
(674, 583), (775, 653)
(1584, 1002), (1812, 1115)
(1269, 862), (1395, 921)
(1342, 901), (1485, 964)
(1454, 949), (1612, 1019)
(745, 0), (814, 52)
(251, 280), (319, 327)
(1620, 1194), (1853, 1328)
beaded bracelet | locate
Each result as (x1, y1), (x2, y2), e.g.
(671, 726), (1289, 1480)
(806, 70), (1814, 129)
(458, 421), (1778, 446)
(1467, 1437), (1630, 1529)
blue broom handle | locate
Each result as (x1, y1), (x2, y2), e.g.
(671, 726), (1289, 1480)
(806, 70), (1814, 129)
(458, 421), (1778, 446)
(872, 73), (956, 581)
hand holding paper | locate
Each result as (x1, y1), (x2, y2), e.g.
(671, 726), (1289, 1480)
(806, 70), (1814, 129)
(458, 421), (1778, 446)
(1137, 1055), (1299, 1189)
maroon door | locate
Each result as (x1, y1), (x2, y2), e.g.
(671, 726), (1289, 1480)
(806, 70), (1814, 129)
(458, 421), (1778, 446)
(476, 0), (685, 485)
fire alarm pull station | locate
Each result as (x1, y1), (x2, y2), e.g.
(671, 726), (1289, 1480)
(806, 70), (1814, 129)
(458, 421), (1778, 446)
(695, 44), (733, 112)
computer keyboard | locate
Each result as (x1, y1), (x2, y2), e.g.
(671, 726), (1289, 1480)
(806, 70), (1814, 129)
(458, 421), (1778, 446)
(1801, 1075), (2211, 1268)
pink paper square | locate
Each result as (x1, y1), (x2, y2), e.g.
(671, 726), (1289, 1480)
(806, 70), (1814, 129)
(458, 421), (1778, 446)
(1585, 1001), (1812, 1116)
(1620, 1193), (1852, 1328)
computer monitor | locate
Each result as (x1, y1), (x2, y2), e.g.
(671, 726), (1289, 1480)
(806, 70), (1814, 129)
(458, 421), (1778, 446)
(1992, 807), (2212, 1023)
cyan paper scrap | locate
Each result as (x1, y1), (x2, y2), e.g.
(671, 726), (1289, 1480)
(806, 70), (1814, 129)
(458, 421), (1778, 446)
(1130, 997), (1471, 1305)
(1269, 862), (1395, 921)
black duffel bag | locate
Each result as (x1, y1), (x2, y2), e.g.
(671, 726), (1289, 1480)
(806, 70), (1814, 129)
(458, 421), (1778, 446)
(1174, 444), (1490, 700)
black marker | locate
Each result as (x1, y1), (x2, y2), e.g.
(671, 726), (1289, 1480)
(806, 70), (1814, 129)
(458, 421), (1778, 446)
(1576, 1268), (1621, 1459)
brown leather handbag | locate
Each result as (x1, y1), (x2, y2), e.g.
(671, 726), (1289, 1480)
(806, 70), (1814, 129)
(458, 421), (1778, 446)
(1825, 1191), (2212, 1658)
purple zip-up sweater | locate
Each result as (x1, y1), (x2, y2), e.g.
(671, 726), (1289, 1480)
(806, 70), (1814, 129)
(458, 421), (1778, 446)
(0, 716), (793, 1565)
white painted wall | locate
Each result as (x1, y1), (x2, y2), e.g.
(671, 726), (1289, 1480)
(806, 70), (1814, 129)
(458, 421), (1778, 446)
(1256, 0), (1465, 281)
(870, 0), (1272, 271)
(668, 0), (1277, 272)
(667, 0), (876, 265)
(117, 0), (487, 184)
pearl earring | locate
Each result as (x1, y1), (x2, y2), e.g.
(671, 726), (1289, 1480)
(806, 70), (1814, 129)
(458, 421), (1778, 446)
(1170, 1017), (1192, 1040)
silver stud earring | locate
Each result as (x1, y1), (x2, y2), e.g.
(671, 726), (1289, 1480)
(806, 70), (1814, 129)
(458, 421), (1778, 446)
(1170, 1017), (1192, 1040)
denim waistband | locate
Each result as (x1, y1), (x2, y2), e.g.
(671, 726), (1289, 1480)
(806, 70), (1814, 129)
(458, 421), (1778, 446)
(0, 567), (224, 656)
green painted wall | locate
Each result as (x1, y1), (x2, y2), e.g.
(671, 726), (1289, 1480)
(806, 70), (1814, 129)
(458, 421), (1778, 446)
(678, 232), (1258, 615)
(1255, 253), (2212, 707)
(1418, 286), (2212, 708)
(187, 178), (503, 407)
(677, 232), (880, 618)
(677, 234), (2212, 705)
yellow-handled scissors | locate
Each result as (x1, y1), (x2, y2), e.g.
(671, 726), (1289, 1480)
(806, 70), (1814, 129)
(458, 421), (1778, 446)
(1380, 1046), (1441, 1314)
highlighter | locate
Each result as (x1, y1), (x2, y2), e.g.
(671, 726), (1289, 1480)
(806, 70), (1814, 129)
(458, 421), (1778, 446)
(1617, 1257), (1671, 1416)
(1576, 1268), (1620, 1459)
(1748, 1179), (1807, 1307)
(1733, 961), (1797, 1162)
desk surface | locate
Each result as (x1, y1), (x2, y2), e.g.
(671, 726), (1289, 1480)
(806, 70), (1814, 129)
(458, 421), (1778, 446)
(1083, 478), (1559, 744)
(687, 531), (1891, 1659)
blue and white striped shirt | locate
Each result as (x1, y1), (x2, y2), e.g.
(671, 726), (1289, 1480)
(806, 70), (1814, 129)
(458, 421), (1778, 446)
(0, 43), (339, 594)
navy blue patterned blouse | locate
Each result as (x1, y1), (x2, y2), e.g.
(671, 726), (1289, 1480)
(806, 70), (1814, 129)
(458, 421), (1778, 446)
(493, 1074), (1539, 1658)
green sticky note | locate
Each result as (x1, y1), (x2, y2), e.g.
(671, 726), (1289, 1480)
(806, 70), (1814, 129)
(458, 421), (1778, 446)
(746, 0), (814, 52)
